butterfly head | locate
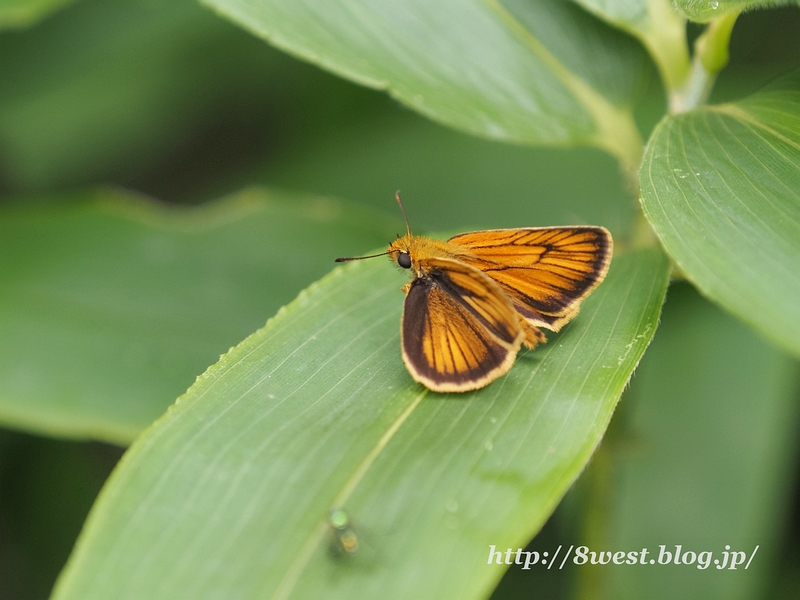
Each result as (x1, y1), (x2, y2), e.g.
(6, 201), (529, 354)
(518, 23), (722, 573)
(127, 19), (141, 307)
(334, 231), (415, 267)
(388, 233), (415, 270)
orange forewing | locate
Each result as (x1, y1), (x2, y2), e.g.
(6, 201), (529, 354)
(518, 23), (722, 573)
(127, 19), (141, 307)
(449, 227), (612, 331)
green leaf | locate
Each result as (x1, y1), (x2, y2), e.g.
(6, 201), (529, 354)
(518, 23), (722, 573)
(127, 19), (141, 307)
(600, 283), (799, 599)
(640, 70), (800, 357)
(51, 247), (670, 600)
(0, 429), (123, 600)
(571, 0), (690, 91)
(0, 0), (75, 28)
(674, 0), (800, 22)
(0, 187), (397, 444)
(0, 0), (304, 193)
(202, 0), (649, 172)
(257, 109), (638, 235)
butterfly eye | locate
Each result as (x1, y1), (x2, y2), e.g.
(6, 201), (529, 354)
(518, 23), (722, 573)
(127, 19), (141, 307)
(397, 251), (412, 269)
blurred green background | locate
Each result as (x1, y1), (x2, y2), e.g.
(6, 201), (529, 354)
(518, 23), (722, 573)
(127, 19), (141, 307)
(0, 0), (798, 598)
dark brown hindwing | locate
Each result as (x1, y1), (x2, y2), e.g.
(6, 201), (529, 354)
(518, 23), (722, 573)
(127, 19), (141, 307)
(401, 260), (523, 392)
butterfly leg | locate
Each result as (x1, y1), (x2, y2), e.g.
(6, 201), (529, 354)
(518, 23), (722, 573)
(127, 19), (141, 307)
(517, 315), (546, 349)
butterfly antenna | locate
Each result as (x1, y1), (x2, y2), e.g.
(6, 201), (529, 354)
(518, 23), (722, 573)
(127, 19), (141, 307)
(336, 191), (410, 262)
(335, 250), (391, 263)
(395, 190), (411, 236)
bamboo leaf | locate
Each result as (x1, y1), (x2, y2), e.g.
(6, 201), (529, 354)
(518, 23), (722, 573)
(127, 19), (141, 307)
(0, 0), (75, 29)
(0, 0), (293, 192)
(52, 247), (670, 600)
(674, 0), (800, 22)
(640, 70), (800, 357)
(0, 187), (397, 443)
(202, 0), (650, 171)
(602, 284), (799, 599)
(571, 0), (690, 91)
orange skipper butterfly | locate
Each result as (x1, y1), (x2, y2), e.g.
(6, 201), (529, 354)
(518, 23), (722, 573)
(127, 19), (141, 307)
(336, 193), (612, 393)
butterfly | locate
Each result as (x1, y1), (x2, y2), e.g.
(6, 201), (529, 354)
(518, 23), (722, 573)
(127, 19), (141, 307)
(336, 193), (612, 393)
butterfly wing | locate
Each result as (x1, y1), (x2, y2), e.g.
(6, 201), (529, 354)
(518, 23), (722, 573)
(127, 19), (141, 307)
(401, 258), (523, 393)
(449, 227), (612, 331)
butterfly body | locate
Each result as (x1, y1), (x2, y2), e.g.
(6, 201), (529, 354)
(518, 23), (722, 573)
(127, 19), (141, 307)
(388, 233), (473, 280)
(336, 194), (612, 393)
(388, 227), (612, 392)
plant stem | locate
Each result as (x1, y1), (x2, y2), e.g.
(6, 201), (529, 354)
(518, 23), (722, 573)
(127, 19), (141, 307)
(670, 12), (739, 113)
(598, 111), (644, 194)
(642, 0), (692, 93)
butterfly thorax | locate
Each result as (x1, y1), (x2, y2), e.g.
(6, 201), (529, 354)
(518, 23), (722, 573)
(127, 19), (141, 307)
(388, 234), (474, 278)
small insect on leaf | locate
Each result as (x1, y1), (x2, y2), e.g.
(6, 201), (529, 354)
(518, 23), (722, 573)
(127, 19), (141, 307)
(336, 193), (613, 393)
(328, 508), (360, 558)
